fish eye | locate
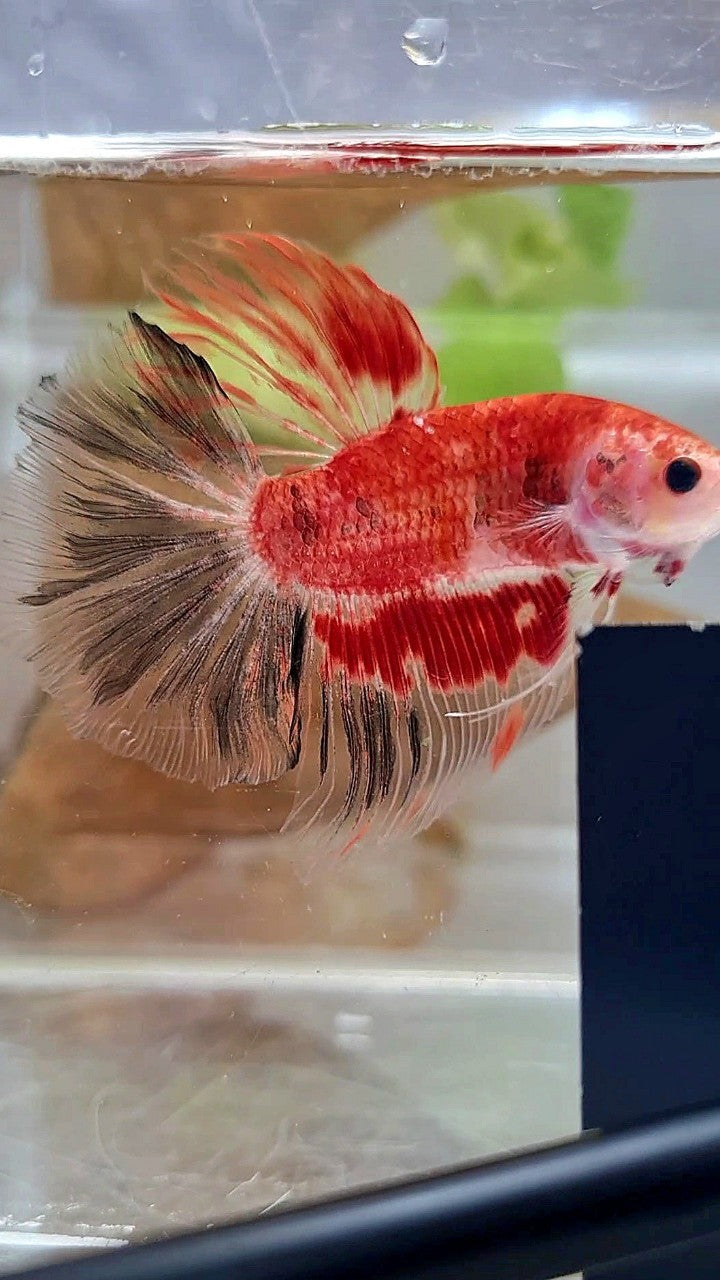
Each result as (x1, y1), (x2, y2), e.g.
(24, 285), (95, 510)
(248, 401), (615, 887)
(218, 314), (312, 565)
(664, 457), (702, 494)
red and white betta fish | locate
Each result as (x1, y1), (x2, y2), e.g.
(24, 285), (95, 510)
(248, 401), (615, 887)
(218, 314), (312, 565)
(7, 233), (720, 855)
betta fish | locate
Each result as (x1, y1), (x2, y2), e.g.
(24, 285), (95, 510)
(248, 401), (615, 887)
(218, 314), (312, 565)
(6, 233), (720, 857)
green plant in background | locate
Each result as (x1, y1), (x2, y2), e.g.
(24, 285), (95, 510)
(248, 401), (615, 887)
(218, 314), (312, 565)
(430, 184), (634, 405)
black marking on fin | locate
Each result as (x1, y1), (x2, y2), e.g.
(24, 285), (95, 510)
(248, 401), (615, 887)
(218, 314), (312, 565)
(127, 313), (256, 473)
(359, 685), (397, 811)
(65, 485), (174, 524)
(88, 546), (233, 705)
(18, 313), (258, 484)
(408, 706), (423, 783)
(319, 682), (330, 781)
(339, 676), (361, 821)
(65, 527), (222, 586)
(149, 623), (208, 705)
(208, 611), (259, 763)
(360, 685), (380, 810)
(21, 579), (77, 607)
(376, 687), (396, 801)
(286, 604), (308, 768)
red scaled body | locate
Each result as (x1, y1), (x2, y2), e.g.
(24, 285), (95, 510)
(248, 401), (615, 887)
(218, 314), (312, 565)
(249, 395), (605, 703)
(252, 395), (600, 595)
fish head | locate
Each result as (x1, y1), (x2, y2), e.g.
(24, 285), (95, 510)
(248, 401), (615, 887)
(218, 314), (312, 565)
(572, 406), (720, 581)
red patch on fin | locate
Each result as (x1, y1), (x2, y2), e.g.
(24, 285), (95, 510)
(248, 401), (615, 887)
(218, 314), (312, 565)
(314, 576), (570, 698)
(321, 262), (426, 398)
(592, 571), (622, 600)
(491, 705), (527, 771)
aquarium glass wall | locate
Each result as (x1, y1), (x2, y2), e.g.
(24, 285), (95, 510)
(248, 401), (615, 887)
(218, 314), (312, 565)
(0, 0), (719, 1270)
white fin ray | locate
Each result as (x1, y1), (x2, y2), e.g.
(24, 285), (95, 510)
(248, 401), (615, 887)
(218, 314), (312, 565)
(144, 233), (441, 462)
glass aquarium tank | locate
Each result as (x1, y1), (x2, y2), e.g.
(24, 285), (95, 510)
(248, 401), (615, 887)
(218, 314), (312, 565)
(0, 0), (719, 1270)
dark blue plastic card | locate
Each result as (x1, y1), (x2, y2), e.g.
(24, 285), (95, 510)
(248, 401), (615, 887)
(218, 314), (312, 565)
(579, 624), (720, 1278)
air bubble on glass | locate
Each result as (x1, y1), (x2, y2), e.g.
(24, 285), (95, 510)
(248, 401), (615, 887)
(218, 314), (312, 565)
(402, 17), (448, 67)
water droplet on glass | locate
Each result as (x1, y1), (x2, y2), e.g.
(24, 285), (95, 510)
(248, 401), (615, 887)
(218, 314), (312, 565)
(402, 17), (448, 66)
(27, 52), (45, 76)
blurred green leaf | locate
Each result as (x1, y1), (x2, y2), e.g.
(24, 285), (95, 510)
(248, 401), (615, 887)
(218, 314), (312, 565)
(558, 184), (634, 269)
(438, 335), (565, 402)
(434, 311), (565, 403)
(431, 184), (635, 403)
(435, 275), (494, 311)
(435, 185), (634, 311)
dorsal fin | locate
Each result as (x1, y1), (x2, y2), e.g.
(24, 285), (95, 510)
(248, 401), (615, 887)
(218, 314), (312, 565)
(142, 233), (441, 463)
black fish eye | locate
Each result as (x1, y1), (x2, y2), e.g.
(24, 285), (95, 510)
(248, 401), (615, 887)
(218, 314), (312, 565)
(664, 457), (702, 494)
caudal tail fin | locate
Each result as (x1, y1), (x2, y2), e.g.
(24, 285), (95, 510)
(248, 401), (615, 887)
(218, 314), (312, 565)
(5, 313), (310, 790)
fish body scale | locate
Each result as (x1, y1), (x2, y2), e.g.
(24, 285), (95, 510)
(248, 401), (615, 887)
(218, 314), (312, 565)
(253, 412), (473, 593)
(252, 396), (599, 595)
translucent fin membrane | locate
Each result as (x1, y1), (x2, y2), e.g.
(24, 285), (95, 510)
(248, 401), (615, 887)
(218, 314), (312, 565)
(7, 315), (310, 789)
(144, 232), (441, 463)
